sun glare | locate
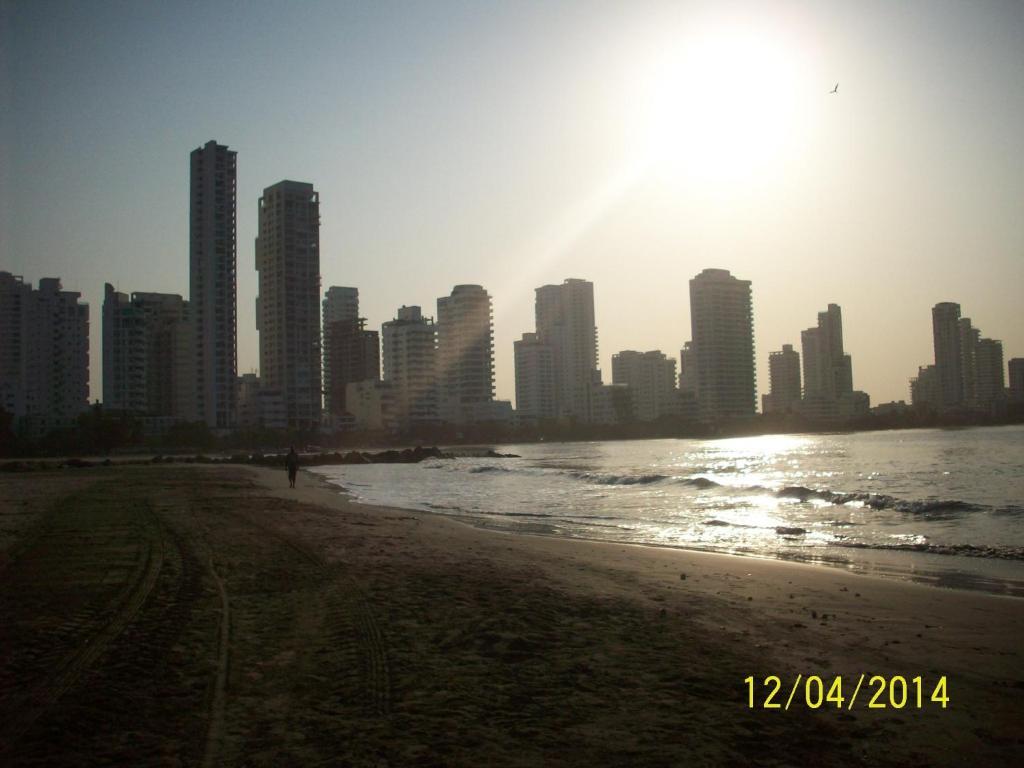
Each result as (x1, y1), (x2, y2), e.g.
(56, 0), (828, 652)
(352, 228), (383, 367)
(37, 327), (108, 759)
(632, 23), (808, 193)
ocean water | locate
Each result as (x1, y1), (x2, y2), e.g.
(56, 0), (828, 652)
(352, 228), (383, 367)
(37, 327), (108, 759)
(309, 425), (1024, 595)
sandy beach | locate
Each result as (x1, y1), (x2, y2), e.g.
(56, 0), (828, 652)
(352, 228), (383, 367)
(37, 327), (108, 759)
(0, 463), (1021, 766)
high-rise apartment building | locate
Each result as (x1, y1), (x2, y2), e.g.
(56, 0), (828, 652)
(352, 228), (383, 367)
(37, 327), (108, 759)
(190, 140), (238, 429)
(688, 268), (755, 420)
(931, 302), (963, 411)
(910, 365), (940, 409)
(255, 180), (322, 430)
(0, 271), (30, 418)
(1009, 358), (1024, 400)
(927, 302), (1006, 413)
(325, 318), (379, 416)
(514, 332), (556, 422)
(678, 342), (697, 395)
(801, 304), (853, 400)
(0, 273), (89, 435)
(610, 350), (677, 421)
(102, 284), (190, 417)
(323, 286), (360, 405)
(534, 278), (598, 420)
(323, 286), (359, 327)
(958, 318), (980, 408)
(974, 338), (1004, 412)
(800, 303), (868, 420)
(437, 285), (495, 424)
(382, 306), (438, 428)
(762, 344), (801, 414)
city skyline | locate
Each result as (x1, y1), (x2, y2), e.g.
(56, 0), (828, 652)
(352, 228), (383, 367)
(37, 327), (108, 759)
(3, 0), (1023, 407)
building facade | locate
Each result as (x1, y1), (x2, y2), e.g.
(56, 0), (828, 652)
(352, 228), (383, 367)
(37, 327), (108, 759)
(688, 268), (755, 421)
(382, 306), (439, 429)
(910, 365), (939, 409)
(0, 273), (89, 435)
(436, 285), (495, 424)
(324, 318), (379, 417)
(931, 302), (963, 412)
(323, 286), (360, 410)
(190, 140), (238, 429)
(345, 380), (396, 432)
(927, 302), (1006, 413)
(102, 284), (190, 418)
(610, 350), (677, 421)
(1009, 358), (1024, 401)
(801, 304), (852, 400)
(513, 332), (556, 422)
(534, 278), (598, 421)
(762, 344), (801, 415)
(974, 338), (1004, 413)
(255, 180), (322, 430)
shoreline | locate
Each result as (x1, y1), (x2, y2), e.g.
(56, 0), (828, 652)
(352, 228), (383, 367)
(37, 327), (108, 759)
(304, 464), (1024, 599)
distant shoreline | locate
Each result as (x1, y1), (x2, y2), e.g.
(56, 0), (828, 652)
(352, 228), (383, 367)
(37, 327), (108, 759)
(4, 413), (1023, 461)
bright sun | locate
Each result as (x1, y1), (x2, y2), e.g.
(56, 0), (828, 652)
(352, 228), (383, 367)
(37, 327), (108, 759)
(633, 23), (808, 192)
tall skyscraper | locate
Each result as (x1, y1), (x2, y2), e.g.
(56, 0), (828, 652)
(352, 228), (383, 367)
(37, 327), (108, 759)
(611, 350), (677, 421)
(801, 304), (853, 400)
(0, 273), (89, 435)
(327, 286), (364, 403)
(437, 285), (495, 424)
(382, 306), (438, 428)
(0, 271), (30, 418)
(102, 284), (190, 417)
(534, 278), (597, 420)
(931, 302), (963, 411)
(958, 318), (980, 408)
(688, 268), (755, 421)
(1009, 358), (1024, 400)
(762, 344), (801, 414)
(190, 140), (238, 429)
(514, 332), (556, 422)
(255, 180), (322, 430)
(974, 338), (1004, 412)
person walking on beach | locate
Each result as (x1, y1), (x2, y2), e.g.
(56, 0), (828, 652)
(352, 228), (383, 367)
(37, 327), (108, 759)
(286, 447), (299, 488)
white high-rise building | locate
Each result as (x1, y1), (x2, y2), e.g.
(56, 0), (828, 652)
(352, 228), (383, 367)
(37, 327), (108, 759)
(514, 332), (556, 422)
(255, 180), (322, 430)
(382, 306), (438, 428)
(610, 350), (677, 421)
(437, 285), (495, 424)
(688, 269), (755, 421)
(0, 273), (89, 435)
(102, 284), (190, 417)
(189, 140), (238, 429)
(534, 278), (598, 421)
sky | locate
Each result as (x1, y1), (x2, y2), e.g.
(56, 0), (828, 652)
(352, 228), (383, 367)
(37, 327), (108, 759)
(3, 0), (1022, 408)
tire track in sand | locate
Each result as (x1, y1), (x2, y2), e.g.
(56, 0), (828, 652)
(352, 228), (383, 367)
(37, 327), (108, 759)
(0, 498), (168, 756)
(218, 500), (392, 716)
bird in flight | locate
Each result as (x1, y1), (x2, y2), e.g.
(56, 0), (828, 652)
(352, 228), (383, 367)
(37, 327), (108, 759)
(829, 82), (839, 94)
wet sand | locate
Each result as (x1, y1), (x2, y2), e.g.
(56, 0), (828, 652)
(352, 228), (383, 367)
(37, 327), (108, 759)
(0, 464), (1021, 766)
